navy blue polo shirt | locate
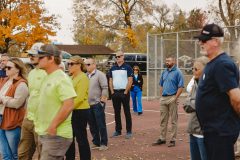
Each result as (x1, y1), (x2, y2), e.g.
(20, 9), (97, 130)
(159, 65), (184, 96)
(109, 63), (133, 90)
(196, 53), (240, 135)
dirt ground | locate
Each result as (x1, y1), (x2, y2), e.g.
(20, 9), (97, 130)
(6, 98), (239, 160)
(91, 99), (190, 160)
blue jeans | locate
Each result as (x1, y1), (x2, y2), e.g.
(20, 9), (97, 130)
(130, 86), (142, 113)
(190, 134), (207, 160)
(0, 127), (21, 160)
(88, 102), (108, 146)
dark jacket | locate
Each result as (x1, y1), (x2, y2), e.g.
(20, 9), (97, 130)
(131, 73), (143, 91)
(0, 69), (6, 78)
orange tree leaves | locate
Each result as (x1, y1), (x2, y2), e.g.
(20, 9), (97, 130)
(0, 0), (59, 54)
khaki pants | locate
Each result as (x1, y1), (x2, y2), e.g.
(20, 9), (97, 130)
(39, 135), (72, 160)
(18, 118), (41, 160)
(159, 96), (178, 141)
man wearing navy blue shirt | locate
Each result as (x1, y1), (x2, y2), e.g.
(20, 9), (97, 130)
(152, 55), (184, 147)
(109, 51), (133, 139)
(195, 23), (240, 160)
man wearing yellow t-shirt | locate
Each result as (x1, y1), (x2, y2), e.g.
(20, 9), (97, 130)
(35, 44), (76, 160)
(18, 42), (47, 160)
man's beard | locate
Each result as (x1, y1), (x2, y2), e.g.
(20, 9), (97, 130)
(200, 47), (208, 56)
(166, 64), (173, 68)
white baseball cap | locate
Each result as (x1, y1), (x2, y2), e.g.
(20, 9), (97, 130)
(27, 42), (44, 55)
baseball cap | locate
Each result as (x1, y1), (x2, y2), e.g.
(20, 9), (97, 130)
(194, 23), (224, 41)
(38, 44), (61, 57)
(27, 42), (44, 55)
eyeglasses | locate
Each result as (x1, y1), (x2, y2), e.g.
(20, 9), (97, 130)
(68, 62), (79, 66)
(85, 63), (92, 66)
(5, 66), (13, 70)
(116, 55), (123, 58)
(192, 67), (199, 71)
(133, 69), (138, 71)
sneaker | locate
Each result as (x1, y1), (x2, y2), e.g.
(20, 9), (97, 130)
(111, 131), (121, 138)
(168, 141), (175, 147)
(99, 145), (108, 151)
(90, 144), (100, 150)
(152, 139), (166, 146)
(125, 132), (132, 139)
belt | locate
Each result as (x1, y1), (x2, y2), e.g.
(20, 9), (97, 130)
(114, 89), (125, 92)
(162, 94), (176, 97)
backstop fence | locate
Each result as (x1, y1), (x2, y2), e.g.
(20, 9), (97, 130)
(147, 25), (240, 99)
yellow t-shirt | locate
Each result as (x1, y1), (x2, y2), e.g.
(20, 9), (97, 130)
(27, 68), (47, 122)
(35, 69), (76, 138)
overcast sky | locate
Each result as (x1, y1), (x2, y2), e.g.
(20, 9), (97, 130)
(44, 0), (208, 44)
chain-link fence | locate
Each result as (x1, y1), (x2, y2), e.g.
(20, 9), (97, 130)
(147, 25), (240, 99)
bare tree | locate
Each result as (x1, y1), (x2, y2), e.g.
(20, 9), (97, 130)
(209, 0), (240, 41)
(73, 0), (152, 48)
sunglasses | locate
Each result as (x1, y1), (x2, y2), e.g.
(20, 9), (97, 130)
(116, 55), (123, 58)
(5, 66), (13, 70)
(192, 67), (199, 71)
(133, 69), (138, 71)
(85, 63), (92, 66)
(68, 62), (79, 66)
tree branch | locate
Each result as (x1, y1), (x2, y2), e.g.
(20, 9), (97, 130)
(219, 0), (229, 26)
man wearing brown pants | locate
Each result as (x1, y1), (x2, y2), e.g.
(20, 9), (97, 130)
(152, 55), (184, 147)
(18, 43), (47, 160)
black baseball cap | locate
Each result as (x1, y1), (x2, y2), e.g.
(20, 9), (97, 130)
(194, 23), (224, 41)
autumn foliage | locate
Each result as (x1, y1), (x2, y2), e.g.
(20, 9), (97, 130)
(0, 0), (59, 54)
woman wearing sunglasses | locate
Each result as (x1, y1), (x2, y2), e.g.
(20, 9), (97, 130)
(130, 65), (143, 115)
(183, 56), (209, 160)
(65, 56), (91, 160)
(0, 58), (28, 160)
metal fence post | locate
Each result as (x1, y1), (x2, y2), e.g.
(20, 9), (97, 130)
(147, 33), (149, 100)
(176, 32), (179, 67)
(154, 35), (158, 98)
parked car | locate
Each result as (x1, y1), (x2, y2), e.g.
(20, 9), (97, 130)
(106, 53), (147, 75)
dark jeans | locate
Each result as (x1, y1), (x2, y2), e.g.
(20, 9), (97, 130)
(204, 132), (238, 160)
(190, 134), (207, 160)
(111, 90), (132, 133)
(88, 102), (108, 146)
(65, 109), (91, 160)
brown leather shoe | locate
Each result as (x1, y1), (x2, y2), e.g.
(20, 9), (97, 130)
(168, 141), (175, 147)
(152, 139), (166, 146)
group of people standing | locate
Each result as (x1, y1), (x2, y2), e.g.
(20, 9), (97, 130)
(0, 42), (144, 160)
(153, 23), (240, 160)
(2, 23), (238, 160)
